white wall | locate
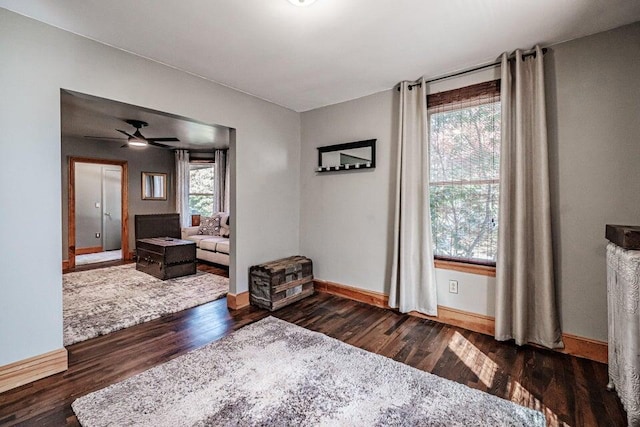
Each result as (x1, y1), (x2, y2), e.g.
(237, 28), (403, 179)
(0, 9), (300, 366)
(300, 22), (640, 342)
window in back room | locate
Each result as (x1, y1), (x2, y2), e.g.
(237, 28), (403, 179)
(428, 80), (501, 265)
(189, 162), (216, 217)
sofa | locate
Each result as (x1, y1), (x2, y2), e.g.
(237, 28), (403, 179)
(181, 212), (230, 266)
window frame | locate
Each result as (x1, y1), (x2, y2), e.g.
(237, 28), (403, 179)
(427, 80), (501, 269)
(434, 258), (496, 276)
(188, 161), (216, 217)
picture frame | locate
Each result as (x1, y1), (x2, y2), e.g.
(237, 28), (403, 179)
(141, 172), (167, 200)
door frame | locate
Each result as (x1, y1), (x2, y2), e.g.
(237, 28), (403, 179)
(68, 157), (129, 269)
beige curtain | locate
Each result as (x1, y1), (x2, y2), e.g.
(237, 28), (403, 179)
(495, 46), (563, 349)
(389, 77), (438, 316)
(175, 150), (191, 228)
(224, 151), (230, 213)
(214, 149), (228, 213)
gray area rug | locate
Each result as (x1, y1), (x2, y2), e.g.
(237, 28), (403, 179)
(64, 264), (228, 346)
(72, 317), (545, 426)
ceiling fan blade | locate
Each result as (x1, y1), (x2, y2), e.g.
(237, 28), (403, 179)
(148, 141), (173, 149)
(147, 137), (180, 142)
(116, 129), (135, 138)
(84, 135), (127, 141)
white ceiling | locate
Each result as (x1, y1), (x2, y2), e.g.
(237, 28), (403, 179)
(2, 0), (640, 112)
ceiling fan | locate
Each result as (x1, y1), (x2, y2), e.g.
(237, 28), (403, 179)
(85, 119), (180, 148)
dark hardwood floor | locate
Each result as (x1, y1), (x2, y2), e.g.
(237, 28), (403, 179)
(1, 265), (625, 426)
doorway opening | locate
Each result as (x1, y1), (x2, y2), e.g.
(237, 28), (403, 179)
(68, 157), (129, 269)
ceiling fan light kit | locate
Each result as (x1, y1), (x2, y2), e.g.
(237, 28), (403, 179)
(86, 118), (179, 149)
(128, 126), (149, 146)
(127, 139), (148, 147)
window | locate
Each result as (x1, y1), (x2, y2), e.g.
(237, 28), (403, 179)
(428, 80), (500, 265)
(189, 162), (215, 217)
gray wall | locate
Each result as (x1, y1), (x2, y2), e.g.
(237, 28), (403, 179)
(300, 89), (397, 294)
(0, 9), (300, 366)
(61, 137), (176, 258)
(546, 22), (640, 340)
(300, 22), (640, 342)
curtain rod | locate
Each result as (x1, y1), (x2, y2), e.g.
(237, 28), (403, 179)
(398, 47), (548, 91)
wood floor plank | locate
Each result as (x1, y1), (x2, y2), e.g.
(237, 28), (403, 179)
(0, 285), (626, 427)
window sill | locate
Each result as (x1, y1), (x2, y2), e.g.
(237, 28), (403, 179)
(434, 259), (496, 277)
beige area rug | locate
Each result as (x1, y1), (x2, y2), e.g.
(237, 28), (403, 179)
(63, 264), (228, 346)
(72, 317), (545, 426)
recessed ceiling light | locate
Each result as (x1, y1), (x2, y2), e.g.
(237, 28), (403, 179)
(287, 0), (317, 6)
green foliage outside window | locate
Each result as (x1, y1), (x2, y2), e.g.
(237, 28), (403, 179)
(429, 101), (500, 263)
(189, 164), (215, 217)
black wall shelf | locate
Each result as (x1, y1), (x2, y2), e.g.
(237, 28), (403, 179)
(316, 139), (376, 173)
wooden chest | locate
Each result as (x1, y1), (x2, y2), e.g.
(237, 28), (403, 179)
(249, 256), (313, 311)
(606, 224), (640, 250)
(136, 237), (196, 280)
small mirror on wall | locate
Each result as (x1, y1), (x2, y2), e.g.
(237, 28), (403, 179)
(317, 139), (376, 172)
(142, 172), (167, 200)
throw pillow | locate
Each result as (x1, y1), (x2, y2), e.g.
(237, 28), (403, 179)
(197, 216), (221, 236)
(219, 213), (230, 238)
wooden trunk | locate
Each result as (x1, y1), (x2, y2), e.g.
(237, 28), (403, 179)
(250, 256), (313, 311)
(606, 224), (640, 250)
(135, 214), (181, 240)
(136, 237), (196, 280)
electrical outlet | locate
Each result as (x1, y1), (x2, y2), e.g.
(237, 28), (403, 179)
(449, 280), (458, 294)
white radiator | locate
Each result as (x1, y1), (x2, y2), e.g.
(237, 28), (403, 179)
(606, 242), (640, 426)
